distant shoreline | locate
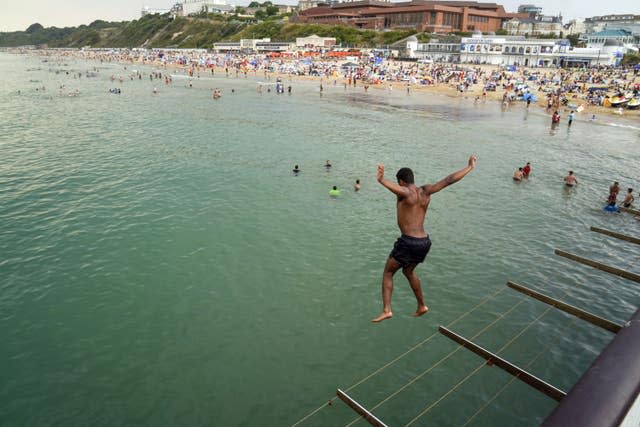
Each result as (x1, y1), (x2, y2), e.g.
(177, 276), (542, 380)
(8, 48), (640, 123)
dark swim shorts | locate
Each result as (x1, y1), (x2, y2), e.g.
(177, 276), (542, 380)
(389, 235), (432, 268)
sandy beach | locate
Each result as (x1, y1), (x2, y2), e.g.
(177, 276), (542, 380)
(20, 48), (640, 122)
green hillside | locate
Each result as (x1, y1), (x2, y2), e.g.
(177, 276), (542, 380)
(0, 14), (419, 49)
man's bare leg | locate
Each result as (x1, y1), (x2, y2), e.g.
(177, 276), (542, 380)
(372, 258), (401, 323)
(403, 264), (429, 317)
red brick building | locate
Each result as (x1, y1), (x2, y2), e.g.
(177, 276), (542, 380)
(294, 0), (526, 33)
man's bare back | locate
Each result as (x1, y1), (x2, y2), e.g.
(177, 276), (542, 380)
(396, 185), (430, 237)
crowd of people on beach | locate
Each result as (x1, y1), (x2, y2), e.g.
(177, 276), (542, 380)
(20, 47), (639, 120)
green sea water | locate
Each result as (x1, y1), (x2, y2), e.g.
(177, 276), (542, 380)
(1, 52), (639, 426)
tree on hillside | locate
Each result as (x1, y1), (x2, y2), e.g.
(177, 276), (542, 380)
(248, 1), (261, 7)
(235, 7), (246, 14)
(26, 23), (44, 33)
(261, 1), (273, 6)
(265, 5), (279, 16)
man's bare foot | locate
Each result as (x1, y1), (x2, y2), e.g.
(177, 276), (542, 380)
(371, 311), (393, 323)
(414, 306), (429, 317)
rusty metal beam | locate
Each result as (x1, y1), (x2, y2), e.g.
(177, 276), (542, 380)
(439, 326), (566, 402)
(336, 389), (388, 427)
(554, 249), (640, 283)
(507, 281), (622, 333)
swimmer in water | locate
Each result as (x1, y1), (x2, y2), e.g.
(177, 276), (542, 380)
(621, 188), (634, 208)
(329, 186), (340, 197)
(354, 179), (361, 191)
(325, 160), (332, 169)
(293, 165), (300, 174)
(513, 167), (524, 181)
(564, 171), (578, 187)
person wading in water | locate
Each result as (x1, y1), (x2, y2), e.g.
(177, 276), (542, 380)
(372, 155), (477, 323)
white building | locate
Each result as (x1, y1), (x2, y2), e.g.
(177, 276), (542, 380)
(503, 15), (563, 37)
(180, 0), (232, 15)
(213, 38), (271, 52)
(458, 33), (622, 67)
(585, 29), (635, 47)
(141, 6), (171, 17)
(563, 18), (585, 36)
(295, 34), (336, 48)
(584, 14), (640, 36)
(297, 0), (324, 11)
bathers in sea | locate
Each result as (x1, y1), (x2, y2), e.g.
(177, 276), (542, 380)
(390, 235), (432, 268)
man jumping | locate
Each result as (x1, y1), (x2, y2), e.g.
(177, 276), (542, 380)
(372, 155), (477, 323)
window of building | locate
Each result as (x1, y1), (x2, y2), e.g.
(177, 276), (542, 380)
(469, 15), (488, 23)
(443, 12), (461, 29)
(387, 12), (424, 27)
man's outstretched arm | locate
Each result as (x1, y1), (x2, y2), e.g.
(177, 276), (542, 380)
(377, 164), (409, 197)
(423, 155), (477, 195)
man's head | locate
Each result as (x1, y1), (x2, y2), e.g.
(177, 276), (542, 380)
(569, 171), (573, 175)
(396, 168), (414, 185)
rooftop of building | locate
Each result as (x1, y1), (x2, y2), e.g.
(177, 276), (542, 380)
(585, 14), (640, 22)
(589, 29), (634, 37)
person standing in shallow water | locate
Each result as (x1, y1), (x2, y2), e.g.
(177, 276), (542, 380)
(372, 155), (477, 323)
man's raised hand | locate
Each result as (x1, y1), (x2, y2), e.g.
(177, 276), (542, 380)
(377, 164), (385, 182)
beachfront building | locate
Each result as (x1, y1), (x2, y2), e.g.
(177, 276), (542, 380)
(457, 33), (623, 67)
(502, 14), (563, 37)
(403, 35), (461, 62)
(254, 41), (295, 52)
(213, 38), (271, 53)
(584, 14), (640, 37)
(295, 35), (337, 49)
(585, 29), (636, 48)
(293, 1), (526, 33)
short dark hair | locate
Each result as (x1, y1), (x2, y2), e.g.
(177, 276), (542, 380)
(396, 167), (414, 184)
